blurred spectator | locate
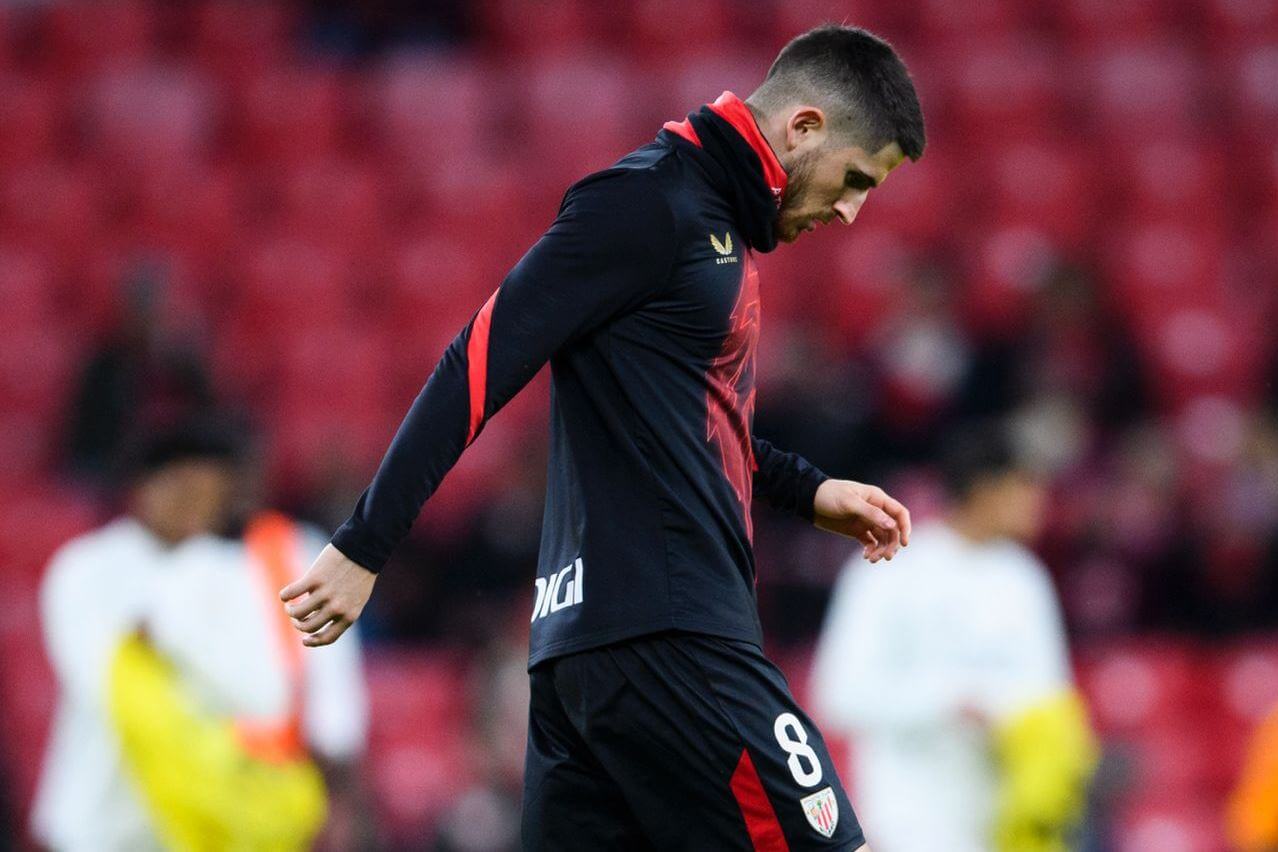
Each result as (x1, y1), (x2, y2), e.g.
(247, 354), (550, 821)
(433, 611), (527, 852)
(810, 422), (1096, 852)
(64, 263), (215, 488)
(305, 0), (470, 55)
(1228, 702), (1278, 852)
(31, 421), (241, 851)
(34, 414), (374, 850)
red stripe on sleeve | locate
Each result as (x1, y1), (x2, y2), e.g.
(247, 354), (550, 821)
(730, 749), (790, 851)
(465, 289), (499, 445)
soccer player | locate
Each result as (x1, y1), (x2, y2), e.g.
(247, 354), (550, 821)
(282, 25), (924, 851)
(810, 424), (1096, 852)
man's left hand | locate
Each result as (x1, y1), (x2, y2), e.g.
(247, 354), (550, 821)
(812, 479), (911, 563)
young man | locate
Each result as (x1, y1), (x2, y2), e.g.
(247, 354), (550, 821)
(810, 425), (1096, 852)
(283, 25), (925, 850)
(32, 424), (240, 851)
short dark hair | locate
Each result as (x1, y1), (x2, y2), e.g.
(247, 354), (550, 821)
(938, 421), (1020, 499)
(125, 417), (243, 480)
(754, 25), (926, 161)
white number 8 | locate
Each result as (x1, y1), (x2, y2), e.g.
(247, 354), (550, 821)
(773, 712), (823, 788)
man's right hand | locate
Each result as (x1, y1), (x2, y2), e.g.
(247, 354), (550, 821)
(280, 544), (377, 647)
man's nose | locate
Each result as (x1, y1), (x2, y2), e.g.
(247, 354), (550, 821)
(833, 192), (867, 225)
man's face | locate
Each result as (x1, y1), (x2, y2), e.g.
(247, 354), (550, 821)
(977, 470), (1049, 544)
(775, 131), (906, 244)
(133, 459), (237, 545)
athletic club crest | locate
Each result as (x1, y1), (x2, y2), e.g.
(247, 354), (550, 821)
(800, 786), (838, 838)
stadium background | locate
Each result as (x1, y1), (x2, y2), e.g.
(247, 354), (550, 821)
(0, 0), (1276, 848)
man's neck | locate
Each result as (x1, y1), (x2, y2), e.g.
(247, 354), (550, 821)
(744, 99), (788, 171)
(947, 508), (997, 545)
(135, 517), (182, 549)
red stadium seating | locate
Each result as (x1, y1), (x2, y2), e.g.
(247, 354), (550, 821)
(0, 246), (58, 329)
(771, 0), (912, 41)
(0, 75), (67, 169)
(39, 0), (159, 77)
(188, 0), (297, 81)
(230, 68), (348, 166)
(0, 617), (58, 825)
(0, 487), (100, 584)
(0, 319), (80, 433)
(1110, 139), (1228, 226)
(520, 56), (639, 188)
(981, 142), (1097, 251)
(1082, 45), (1204, 144)
(0, 163), (105, 258)
(365, 650), (475, 841)
(823, 227), (922, 352)
(85, 65), (219, 176)
(1202, 0), (1278, 50)
(944, 40), (1066, 143)
(121, 164), (241, 273)
(624, 0), (735, 57)
(272, 160), (389, 253)
(1115, 793), (1229, 852)
(961, 224), (1059, 338)
(1053, 0), (1181, 45)
(852, 143), (954, 245)
(1103, 221), (1224, 318)
(916, 0), (1036, 41)
(0, 5), (17, 72)
(473, 0), (603, 58)
(1225, 46), (1278, 137)
(1076, 639), (1205, 735)
(1210, 641), (1278, 730)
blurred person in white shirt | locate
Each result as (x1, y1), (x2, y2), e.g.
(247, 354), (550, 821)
(32, 424), (240, 852)
(811, 423), (1096, 852)
(33, 423), (371, 852)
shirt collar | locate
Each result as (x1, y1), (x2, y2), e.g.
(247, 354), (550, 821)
(663, 91), (789, 206)
(705, 91), (788, 205)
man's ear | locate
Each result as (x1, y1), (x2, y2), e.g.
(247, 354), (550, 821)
(785, 106), (827, 150)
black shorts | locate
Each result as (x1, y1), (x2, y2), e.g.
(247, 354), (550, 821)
(521, 632), (865, 851)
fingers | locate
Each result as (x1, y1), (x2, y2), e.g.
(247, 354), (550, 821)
(859, 499), (898, 538)
(852, 496), (900, 560)
(858, 529), (888, 563)
(303, 617), (350, 647)
(867, 488), (912, 548)
(291, 607), (333, 633)
(280, 575), (316, 603)
(284, 592), (325, 621)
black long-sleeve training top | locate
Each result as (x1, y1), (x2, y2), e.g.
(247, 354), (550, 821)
(332, 91), (830, 667)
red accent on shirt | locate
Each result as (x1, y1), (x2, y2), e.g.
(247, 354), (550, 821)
(662, 117), (703, 147)
(706, 253), (760, 541)
(707, 91), (788, 205)
(466, 289), (499, 445)
(730, 748), (790, 851)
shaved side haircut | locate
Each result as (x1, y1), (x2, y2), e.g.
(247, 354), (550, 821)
(751, 24), (926, 161)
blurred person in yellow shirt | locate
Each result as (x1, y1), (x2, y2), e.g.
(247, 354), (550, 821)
(33, 423), (370, 851)
(1228, 702), (1278, 852)
(811, 423), (1097, 852)
(32, 424), (240, 851)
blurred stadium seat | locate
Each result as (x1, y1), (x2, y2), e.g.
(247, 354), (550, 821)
(365, 649), (475, 841)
